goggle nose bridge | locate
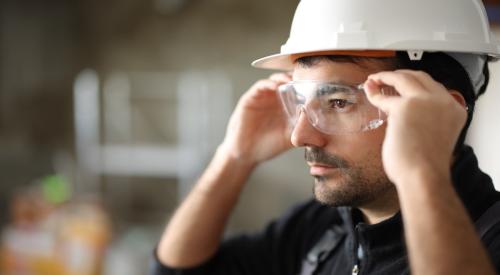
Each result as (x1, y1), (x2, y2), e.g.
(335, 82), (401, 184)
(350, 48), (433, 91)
(294, 104), (320, 128)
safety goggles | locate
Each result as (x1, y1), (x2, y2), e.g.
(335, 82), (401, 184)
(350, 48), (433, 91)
(278, 80), (386, 135)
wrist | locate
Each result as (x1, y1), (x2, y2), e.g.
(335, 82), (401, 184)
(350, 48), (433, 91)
(195, 144), (257, 190)
(189, 148), (255, 201)
(215, 143), (260, 170)
(394, 165), (453, 195)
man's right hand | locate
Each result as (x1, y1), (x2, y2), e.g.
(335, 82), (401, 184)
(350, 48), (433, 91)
(219, 73), (294, 166)
(157, 73), (294, 269)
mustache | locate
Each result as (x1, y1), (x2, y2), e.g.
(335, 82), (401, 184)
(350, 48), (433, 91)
(305, 147), (349, 168)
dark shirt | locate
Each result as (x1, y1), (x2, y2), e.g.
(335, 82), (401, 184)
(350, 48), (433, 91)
(150, 146), (500, 274)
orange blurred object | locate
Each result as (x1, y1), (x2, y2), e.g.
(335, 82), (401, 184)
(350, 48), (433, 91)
(0, 187), (112, 275)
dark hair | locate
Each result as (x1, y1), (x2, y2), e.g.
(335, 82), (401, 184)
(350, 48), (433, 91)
(296, 52), (491, 152)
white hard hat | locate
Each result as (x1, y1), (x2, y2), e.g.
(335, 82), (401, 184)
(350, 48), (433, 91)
(252, 0), (500, 78)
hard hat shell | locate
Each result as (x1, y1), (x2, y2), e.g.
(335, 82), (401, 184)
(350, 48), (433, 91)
(252, 0), (500, 70)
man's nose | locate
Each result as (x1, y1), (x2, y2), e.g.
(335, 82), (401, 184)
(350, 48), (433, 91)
(290, 108), (328, 148)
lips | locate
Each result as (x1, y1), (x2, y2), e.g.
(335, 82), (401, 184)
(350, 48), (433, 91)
(308, 162), (339, 176)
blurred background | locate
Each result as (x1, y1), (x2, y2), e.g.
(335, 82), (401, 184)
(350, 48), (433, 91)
(0, 0), (500, 274)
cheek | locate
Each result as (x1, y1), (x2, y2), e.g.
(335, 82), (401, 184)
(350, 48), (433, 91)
(325, 126), (386, 166)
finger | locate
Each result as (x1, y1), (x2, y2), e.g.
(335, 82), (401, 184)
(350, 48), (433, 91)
(251, 79), (280, 93)
(269, 73), (293, 84)
(367, 71), (427, 97)
(242, 80), (282, 104)
(364, 79), (401, 114)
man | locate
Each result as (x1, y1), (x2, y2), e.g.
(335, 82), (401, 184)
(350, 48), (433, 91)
(152, 0), (500, 274)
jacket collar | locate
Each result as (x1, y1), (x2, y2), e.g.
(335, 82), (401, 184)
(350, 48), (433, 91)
(451, 145), (499, 221)
(338, 145), (499, 249)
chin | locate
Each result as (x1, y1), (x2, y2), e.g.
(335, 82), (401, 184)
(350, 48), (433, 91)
(312, 177), (367, 207)
(313, 178), (348, 206)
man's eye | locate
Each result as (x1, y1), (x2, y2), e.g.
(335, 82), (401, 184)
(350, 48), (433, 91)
(328, 99), (351, 110)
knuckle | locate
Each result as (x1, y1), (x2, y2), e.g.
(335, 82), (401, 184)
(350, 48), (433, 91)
(255, 79), (271, 87)
(251, 79), (278, 92)
(402, 97), (421, 109)
(269, 73), (291, 82)
(397, 74), (416, 86)
(414, 70), (428, 77)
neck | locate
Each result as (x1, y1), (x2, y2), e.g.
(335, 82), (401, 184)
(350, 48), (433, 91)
(358, 186), (400, 225)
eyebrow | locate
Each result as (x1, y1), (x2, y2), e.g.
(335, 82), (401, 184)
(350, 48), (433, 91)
(295, 55), (399, 71)
(295, 56), (370, 69)
(291, 80), (363, 87)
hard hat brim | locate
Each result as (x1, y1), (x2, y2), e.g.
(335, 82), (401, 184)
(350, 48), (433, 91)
(252, 52), (294, 70)
(252, 50), (398, 70)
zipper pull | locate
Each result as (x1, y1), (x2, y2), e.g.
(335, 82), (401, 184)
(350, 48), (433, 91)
(352, 264), (359, 275)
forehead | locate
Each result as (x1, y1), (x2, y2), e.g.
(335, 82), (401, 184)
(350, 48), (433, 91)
(292, 58), (389, 85)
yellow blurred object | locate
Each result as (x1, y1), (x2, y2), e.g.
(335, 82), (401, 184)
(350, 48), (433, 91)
(56, 202), (112, 275)
(31, 256), (66, 275)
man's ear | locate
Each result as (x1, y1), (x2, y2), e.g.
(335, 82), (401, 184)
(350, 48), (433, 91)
(449, 90), (467, 108)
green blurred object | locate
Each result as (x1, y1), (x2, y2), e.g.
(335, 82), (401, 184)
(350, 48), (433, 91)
(41, 175), (71, 204)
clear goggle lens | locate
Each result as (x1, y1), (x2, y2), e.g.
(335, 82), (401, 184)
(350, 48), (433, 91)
(278, 80), (386, 135)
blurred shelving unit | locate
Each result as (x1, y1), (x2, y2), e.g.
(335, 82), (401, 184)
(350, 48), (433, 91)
(73, 69), (233, 201)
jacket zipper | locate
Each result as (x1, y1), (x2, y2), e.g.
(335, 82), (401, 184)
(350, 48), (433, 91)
(352, 264), (359, 275)
(352, 226), (363, 275)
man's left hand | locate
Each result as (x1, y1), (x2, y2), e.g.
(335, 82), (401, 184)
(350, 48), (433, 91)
(364, 70), (468, 186)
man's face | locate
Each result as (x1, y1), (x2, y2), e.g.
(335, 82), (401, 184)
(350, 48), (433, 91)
(291, 59), (395, 208)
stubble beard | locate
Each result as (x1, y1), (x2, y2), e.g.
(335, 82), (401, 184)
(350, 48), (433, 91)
(306, 147), (393, 208)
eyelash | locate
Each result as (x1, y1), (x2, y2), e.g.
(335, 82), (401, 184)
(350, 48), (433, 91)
(328, 99), (354, 110)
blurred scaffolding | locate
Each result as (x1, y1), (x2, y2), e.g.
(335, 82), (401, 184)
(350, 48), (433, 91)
(71, 68), (232, 274)
(73, 69), (232, 199)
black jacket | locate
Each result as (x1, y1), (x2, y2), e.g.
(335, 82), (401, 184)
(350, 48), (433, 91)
(151, 146), (500, 274)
